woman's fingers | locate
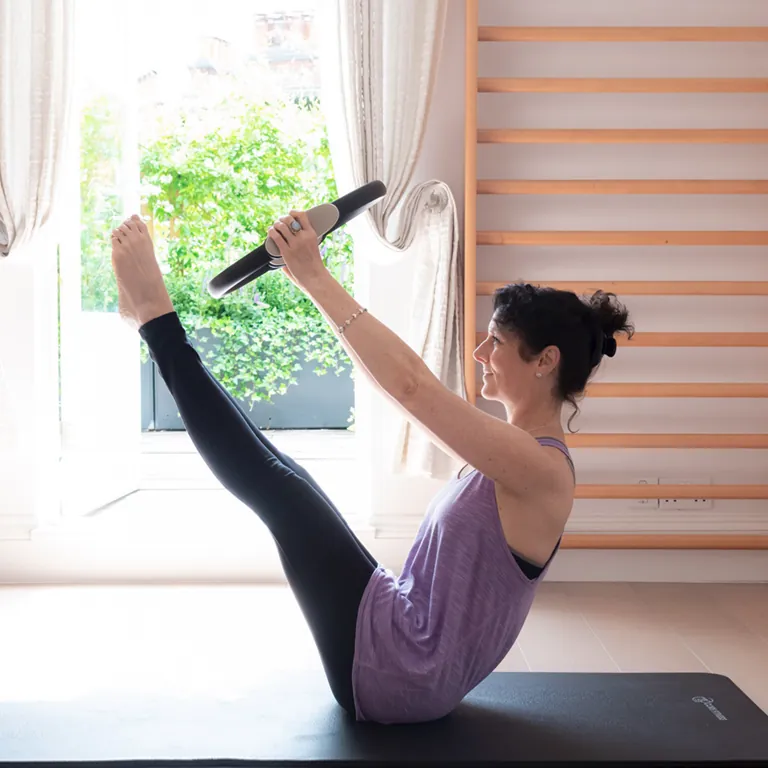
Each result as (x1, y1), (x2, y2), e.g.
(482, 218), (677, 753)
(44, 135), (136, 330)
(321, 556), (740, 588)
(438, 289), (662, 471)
(269, 209), (319, 259)
(271, 220), (292, 246)
(291, 209), (315, 236)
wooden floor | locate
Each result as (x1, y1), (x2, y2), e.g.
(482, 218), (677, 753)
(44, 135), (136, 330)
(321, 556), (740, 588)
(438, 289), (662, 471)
(0, 583), (766, 712)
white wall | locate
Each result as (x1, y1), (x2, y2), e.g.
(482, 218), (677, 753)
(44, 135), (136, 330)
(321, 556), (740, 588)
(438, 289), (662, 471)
(359, 0), (768, 580)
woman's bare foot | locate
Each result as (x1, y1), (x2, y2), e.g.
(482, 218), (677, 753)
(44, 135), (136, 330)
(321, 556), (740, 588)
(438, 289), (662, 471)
(111, 215), (175, 330)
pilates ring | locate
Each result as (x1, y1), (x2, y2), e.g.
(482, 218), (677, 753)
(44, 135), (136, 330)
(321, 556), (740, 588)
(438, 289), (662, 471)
(207, 180), (387, 298)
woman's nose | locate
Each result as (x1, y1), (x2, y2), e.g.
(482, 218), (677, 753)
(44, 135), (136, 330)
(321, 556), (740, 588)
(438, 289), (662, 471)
(473, 343), (487, 363)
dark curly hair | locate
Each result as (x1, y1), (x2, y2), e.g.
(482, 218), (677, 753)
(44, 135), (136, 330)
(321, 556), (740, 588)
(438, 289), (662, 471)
(492, 282), (634, 430)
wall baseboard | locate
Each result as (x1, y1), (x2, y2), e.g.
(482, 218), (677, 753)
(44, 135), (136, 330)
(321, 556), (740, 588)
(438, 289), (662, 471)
(370, 537), (768, 584)
(0, 517), (35, 542)
(1, 528), (766, 584)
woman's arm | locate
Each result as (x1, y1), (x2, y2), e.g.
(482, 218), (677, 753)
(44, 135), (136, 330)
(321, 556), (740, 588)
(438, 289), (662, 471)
(309, 283), (415, 404)
(304, 273), (563, 495)
(269, 212), (563, 496)
(306, 273), (424, 401)
(311, 289), (452, 447)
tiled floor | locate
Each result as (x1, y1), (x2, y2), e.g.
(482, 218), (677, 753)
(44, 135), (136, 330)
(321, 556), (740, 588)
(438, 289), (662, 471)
(1, 582), (766, 713)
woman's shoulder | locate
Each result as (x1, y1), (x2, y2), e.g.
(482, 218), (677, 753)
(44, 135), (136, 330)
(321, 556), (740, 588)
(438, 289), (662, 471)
(534, 436), (576, 483)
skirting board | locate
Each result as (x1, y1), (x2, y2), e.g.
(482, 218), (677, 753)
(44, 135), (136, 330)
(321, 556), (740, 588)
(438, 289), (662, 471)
(1, 531), (767, 584)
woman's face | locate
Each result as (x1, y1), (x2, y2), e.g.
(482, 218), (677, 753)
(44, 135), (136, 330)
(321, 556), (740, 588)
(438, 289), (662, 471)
(473, 319), (540, 405)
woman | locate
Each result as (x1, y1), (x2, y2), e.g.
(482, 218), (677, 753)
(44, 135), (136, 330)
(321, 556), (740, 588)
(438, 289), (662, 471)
(110, 210), (632, 725)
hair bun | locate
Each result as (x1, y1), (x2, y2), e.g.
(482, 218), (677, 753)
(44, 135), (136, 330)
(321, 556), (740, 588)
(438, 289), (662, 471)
(587, 289), (634, 364)
(602, 335), (617, 358)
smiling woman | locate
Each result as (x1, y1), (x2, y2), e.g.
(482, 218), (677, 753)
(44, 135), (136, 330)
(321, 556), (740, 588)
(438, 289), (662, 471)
(106, 187), (633, 723)
(477, 283), (634, 430)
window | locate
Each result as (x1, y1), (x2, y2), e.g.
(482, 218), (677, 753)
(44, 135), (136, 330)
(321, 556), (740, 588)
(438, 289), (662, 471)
(58, 0), (360, 533)
(75, 0), (355, 434)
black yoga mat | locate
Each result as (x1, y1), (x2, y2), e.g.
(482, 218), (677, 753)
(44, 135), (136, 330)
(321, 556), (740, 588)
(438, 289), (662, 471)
(1, 671), (767, 766)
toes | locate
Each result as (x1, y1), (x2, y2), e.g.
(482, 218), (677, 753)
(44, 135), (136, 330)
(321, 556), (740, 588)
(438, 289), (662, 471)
(112, 216), (148, 247)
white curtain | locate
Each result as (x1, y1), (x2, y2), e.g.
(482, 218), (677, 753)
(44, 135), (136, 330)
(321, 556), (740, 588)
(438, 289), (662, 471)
(0, 0), (74, 258)
(321, 0), (465, 479)
(0, 0), (73, 470)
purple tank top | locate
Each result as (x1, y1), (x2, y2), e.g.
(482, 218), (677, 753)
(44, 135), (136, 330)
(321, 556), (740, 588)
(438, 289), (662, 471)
(351, 437), (573, 724)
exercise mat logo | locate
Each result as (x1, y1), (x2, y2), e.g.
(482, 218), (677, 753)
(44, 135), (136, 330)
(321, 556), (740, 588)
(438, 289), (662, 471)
(692, 696), (728, 720)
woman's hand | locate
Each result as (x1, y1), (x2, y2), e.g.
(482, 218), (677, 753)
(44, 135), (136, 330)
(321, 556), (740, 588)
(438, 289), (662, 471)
(268, 210), (328, 290)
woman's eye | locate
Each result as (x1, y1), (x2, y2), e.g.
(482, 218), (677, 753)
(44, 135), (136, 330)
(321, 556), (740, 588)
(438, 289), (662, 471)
(491, 336), (499, 345)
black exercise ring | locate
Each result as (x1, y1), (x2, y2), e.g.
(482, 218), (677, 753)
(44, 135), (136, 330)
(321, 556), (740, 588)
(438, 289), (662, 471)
(207, 180), (387, 299)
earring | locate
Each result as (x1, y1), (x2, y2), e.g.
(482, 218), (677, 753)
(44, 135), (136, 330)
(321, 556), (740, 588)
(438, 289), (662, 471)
(535, 372), (543, 378)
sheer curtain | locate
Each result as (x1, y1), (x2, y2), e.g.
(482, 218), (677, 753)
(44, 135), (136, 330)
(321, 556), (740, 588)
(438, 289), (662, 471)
(0, 0), (73, 444)
(0, 0), (73, 512)
(320, 0), (465, 479)
(0, 0), (73, 258)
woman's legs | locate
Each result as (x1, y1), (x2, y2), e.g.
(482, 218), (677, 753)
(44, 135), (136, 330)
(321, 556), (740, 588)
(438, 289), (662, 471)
(108, 204), (380, 714)
(141, 312), (376, 713)
(206, 373), (377, 569)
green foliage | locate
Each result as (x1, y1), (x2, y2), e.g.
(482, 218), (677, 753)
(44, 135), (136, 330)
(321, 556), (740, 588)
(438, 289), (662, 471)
(80, 96), (124, 312)
(80, 95), (354, 408)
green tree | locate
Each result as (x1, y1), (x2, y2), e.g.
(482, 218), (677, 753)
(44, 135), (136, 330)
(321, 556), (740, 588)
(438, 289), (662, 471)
(80, 95), (354, 410)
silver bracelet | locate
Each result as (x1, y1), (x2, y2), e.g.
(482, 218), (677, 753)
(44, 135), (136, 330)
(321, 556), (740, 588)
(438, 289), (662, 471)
(338, 307), (368, 335)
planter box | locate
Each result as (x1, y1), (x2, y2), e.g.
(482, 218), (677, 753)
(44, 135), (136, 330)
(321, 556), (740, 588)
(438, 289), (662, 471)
(141, 351), (354, 431)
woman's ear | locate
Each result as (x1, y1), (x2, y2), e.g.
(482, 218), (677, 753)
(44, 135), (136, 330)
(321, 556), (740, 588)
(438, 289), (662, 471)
(538, 345), (561, 375)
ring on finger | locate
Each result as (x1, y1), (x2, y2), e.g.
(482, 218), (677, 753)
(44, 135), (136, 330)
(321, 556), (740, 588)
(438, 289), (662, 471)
(290, 218), (302, 233)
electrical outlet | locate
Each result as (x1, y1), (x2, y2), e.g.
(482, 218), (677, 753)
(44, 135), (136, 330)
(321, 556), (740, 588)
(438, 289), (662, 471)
(629, 477), (659, 510)
(659, 477), (713, 511)
(660, 497), (713, 510)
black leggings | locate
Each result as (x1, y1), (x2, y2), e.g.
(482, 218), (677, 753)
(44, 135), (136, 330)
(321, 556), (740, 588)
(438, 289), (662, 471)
(140, 312), (378, 715)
